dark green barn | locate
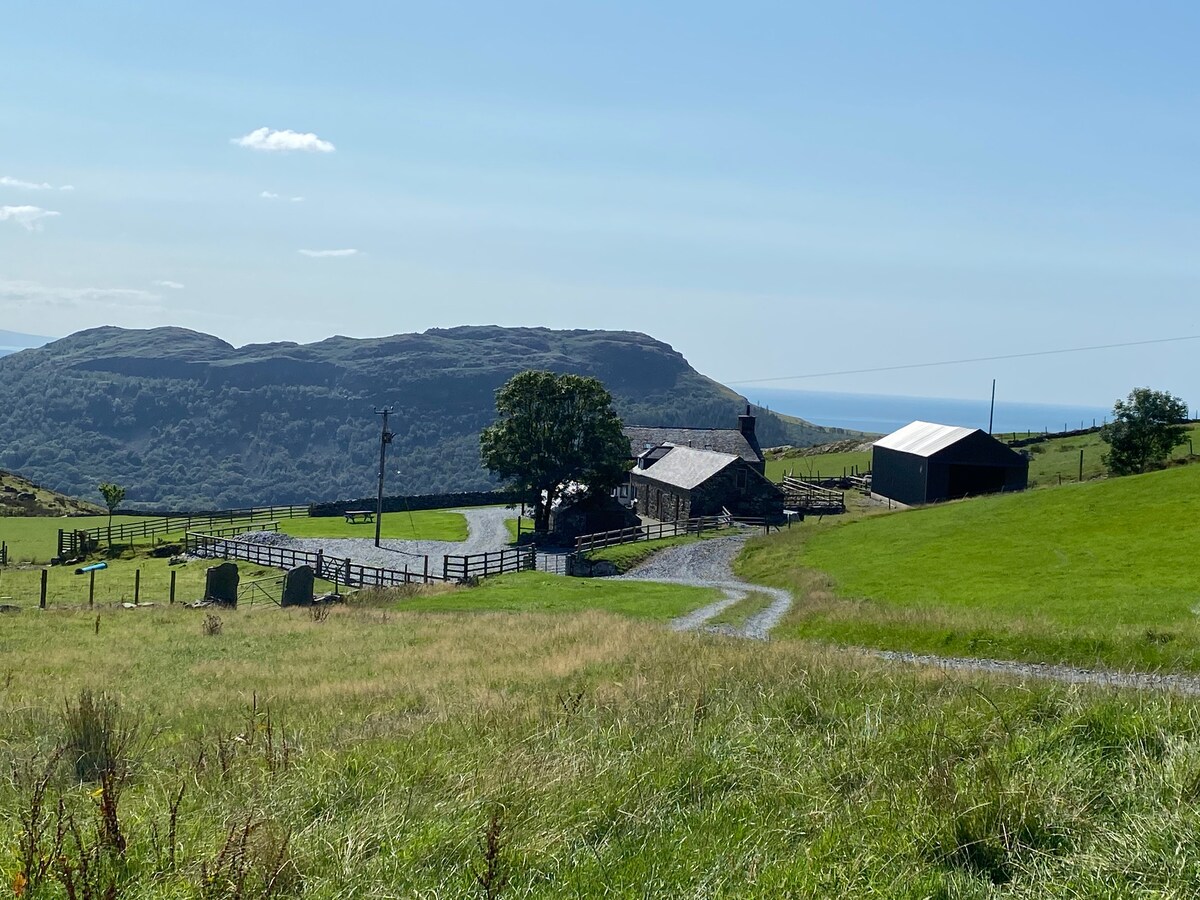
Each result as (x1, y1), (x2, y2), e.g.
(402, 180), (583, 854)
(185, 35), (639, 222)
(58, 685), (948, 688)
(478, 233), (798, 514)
(871, 421), (1028, 506)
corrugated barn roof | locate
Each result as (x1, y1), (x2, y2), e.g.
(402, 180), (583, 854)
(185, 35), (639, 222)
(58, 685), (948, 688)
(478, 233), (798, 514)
(873, 420), (979, 457)
(631, 446), (739, 490)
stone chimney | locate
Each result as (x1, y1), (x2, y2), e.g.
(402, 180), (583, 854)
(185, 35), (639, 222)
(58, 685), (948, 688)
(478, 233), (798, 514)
(738, 404), (756, 438)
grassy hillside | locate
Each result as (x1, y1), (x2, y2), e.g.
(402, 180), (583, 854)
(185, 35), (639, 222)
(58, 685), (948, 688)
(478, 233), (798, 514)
(0, 468), (104, 517)
(738, 462), (1200, 670)
(6, 589), (1200, 895)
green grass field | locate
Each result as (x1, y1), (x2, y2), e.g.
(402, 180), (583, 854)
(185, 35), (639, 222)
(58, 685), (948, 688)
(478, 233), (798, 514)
(765, 449), (871, 482)
(738, 462), (1200, 671)
(5, 588), (1200, 895)
(0, 555), (337, 608)
(279, 509), (467, 541)
(0, 515), (151, 565)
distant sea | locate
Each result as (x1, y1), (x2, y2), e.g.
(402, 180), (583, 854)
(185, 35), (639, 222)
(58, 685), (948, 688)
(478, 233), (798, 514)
(747, 388), (1113, 437)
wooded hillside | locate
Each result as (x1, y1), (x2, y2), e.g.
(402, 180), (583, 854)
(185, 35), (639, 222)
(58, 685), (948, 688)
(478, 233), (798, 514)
(0, 325), (857, 508)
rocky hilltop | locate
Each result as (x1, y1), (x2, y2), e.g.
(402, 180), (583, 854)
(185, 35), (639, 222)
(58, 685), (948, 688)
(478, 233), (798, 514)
(0, 325), (856, 508)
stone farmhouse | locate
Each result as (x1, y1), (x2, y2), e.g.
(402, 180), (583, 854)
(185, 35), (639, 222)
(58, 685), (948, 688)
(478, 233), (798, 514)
(620, 408), (784, 521)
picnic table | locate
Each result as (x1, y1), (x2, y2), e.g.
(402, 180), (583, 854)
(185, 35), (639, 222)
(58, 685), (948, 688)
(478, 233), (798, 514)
(344, 510), (375, 524)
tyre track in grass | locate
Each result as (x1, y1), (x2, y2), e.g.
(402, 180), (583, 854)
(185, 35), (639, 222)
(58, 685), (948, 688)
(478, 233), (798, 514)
(615, 533), (1200, 695)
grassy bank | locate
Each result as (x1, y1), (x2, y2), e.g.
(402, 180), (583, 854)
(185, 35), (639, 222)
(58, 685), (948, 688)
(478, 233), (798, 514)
(5, 595), (1200, 895)
(279, 509), (467, 541)
(738, 463), (1200, 671)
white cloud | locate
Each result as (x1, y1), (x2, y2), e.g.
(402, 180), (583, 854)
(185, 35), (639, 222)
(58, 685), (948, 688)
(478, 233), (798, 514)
(299, 248), (358, 257)
(0, 176), (73, 191)
(0, 206), (60, 230)
(233, 127), (335, 153)
(290, 196), (305, 202)
(153, 280), (185, 290)
(260, 190), (281, 200)
(0, 280), (162, 315)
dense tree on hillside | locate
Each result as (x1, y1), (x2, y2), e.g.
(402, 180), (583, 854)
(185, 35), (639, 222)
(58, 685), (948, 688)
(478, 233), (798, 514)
(480, 371), (629, 533)
(1100, 387), (1190, 475)
(0, 326), (853, 508)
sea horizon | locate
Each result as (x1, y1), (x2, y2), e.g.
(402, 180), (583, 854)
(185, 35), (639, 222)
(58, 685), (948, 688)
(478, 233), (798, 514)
(748, 387), (1116, 437)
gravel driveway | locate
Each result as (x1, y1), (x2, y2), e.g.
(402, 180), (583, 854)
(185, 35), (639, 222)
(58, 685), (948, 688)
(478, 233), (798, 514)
(239, 506), (516, 570)
(616, 532), (1200, 695)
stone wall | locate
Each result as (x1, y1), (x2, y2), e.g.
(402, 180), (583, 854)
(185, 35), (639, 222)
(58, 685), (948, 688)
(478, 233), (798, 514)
(310, 490), (524, 518)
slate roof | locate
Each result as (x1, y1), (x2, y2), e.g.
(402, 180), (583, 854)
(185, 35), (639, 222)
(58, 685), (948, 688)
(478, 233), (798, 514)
(629, 446), (740, 491)
(873, 421), (979, 458)
(624, 426), (762, 464)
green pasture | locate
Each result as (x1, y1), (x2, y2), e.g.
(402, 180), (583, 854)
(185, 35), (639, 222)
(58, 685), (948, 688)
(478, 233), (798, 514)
(385, 570), (720, 620)
(0, 555), (337, 609)
(6, 587), (1200, 895)
(705, 591), (775, 629)
(765, 449), (870, 482)
(0, 514), (148, 565)
(739, 462), (1200, 671)
(278, 509), (467, 541)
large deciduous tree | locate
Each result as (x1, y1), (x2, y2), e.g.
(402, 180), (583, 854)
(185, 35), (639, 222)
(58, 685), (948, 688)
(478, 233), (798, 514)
(1100, 387), (1190, 475)
(480, 370), (629, 533)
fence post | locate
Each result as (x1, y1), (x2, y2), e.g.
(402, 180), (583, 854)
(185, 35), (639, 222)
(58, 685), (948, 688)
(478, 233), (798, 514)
(424, 555), (429, 583)
(443, 556), (449, 581)
(40, 569), (47, 609)
(134, 569), (141, 604)
(344, 557), (352, 587)
(170, 570), (177, 604)
(88, 571), (95, 608)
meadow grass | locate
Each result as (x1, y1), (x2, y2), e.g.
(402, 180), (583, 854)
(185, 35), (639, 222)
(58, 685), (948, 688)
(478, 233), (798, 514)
(0, 555), (337, 609)
(738, 463), (1200, 671)
(383, 570), (721, 620)
(278, 509), (467, 541)
(765, 449), (871, 483)
(5, 598), (1200, 896)
(0, 515), (148, 565)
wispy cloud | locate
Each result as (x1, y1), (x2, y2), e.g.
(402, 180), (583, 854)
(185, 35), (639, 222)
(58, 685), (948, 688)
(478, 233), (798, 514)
(153, 280), (185, 290)
(260, 191), (305, 202)
(234, 127), (335, 153)
(0, 206), (60, 230)
(0, 280), (163, 315)
(0, 176), (74, 191)
(299, 248), (358, 258)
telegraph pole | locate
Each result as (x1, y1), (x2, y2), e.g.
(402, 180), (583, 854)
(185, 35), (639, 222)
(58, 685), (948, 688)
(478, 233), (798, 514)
(988, 379), (996, 435)
(374, 407), (395, 547)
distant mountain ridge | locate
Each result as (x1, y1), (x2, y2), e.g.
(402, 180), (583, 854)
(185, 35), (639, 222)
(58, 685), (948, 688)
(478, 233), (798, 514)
(0, 329), (51, 356)
(0, 325), (859, 508)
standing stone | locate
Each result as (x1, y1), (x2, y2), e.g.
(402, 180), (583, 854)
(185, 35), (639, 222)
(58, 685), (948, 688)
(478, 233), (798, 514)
(205, 562), (239, 606)
(281, 564), (315, 607)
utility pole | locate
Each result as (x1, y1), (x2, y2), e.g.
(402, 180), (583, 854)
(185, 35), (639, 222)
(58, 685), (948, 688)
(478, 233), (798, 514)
(374, 407), (395, 547)
(988, 379), (996, 435)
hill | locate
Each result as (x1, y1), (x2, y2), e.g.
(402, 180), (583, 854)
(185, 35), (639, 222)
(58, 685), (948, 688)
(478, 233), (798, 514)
(0, 468), (104, 517)
(0, 325), (859, 508)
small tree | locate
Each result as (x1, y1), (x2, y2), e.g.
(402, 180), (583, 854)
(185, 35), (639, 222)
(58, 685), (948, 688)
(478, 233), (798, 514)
(98, 482), (126, 550)
(480, 371), (629, 533)
(1100, 387), (1189, 475)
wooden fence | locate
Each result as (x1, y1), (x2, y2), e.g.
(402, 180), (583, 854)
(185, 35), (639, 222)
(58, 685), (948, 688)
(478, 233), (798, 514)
(443, 547), (537, 581)
(57, 505), (308, 559)
(779, 476), (846, 513)
(185, 533), (443, 587)
(575, 514), (732, 553)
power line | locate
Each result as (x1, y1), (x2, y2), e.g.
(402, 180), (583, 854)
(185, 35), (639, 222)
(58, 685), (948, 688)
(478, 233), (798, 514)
(726, 334), (1200, 386)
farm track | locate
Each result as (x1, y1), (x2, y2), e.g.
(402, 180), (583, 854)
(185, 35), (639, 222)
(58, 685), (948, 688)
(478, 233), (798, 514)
(618, 534), (1200, 696)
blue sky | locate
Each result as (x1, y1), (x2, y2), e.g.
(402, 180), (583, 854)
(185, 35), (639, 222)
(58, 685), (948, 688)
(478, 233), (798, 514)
(3, 1), (1199, 406)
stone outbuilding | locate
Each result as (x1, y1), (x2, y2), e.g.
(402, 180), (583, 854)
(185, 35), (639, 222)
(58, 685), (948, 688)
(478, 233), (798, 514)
(872, 420), (1029, 506)
(628, 445), (784, 522)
